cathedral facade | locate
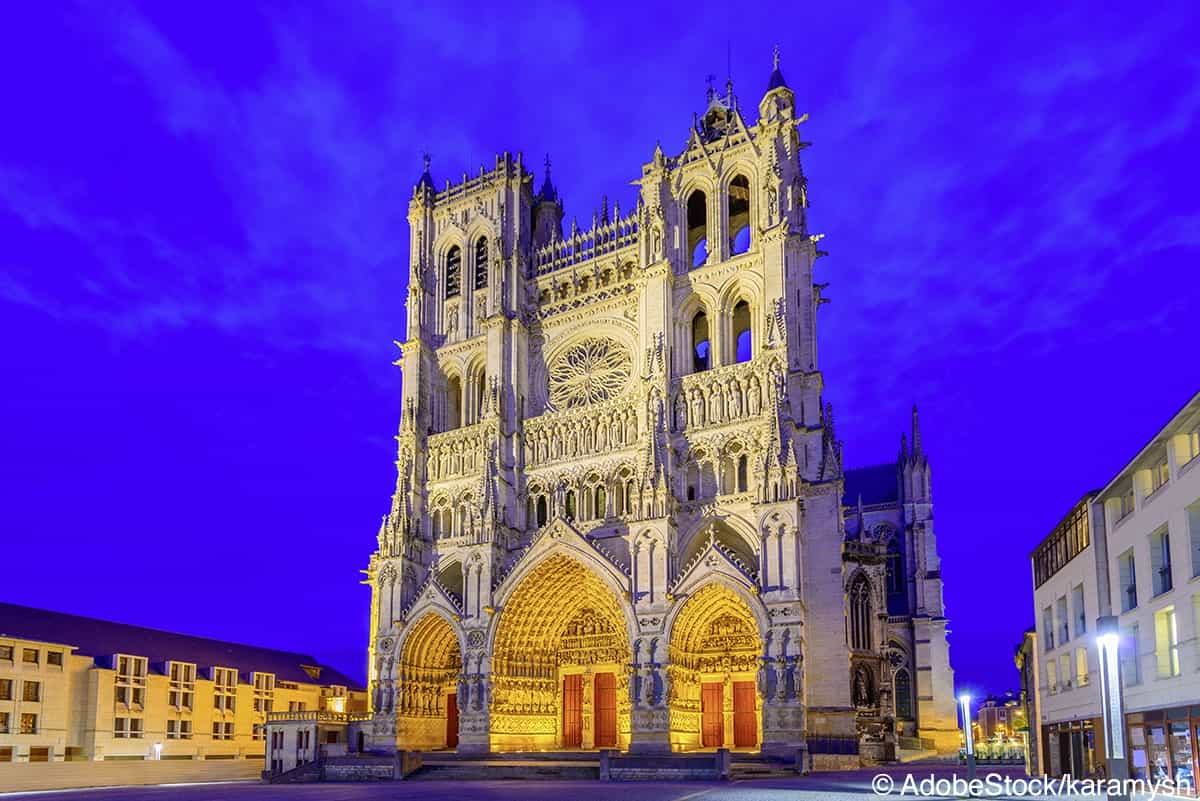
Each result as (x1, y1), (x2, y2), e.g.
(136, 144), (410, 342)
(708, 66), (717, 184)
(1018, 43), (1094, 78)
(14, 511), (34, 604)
(365, 55), (958, 761)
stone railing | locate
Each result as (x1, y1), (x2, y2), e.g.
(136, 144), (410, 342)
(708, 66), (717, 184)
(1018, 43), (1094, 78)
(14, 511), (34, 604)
(523, 396), (639, 468)
(672, 360), (768, 431)
(531, 211), (639, 276)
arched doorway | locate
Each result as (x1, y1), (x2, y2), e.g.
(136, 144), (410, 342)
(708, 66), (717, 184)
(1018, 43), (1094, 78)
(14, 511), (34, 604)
(396, 613), (462, 750)
(667, 583), (763, 751)
(491, 553), (632, 751)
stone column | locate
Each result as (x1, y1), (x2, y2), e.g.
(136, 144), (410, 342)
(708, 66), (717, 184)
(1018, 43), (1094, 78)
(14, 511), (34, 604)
(628, 638), (671, 754)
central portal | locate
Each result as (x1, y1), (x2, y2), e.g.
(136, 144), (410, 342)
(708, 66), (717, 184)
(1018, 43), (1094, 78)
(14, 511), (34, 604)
(667, 583), (763, 751)
(491, 553), (632, 751)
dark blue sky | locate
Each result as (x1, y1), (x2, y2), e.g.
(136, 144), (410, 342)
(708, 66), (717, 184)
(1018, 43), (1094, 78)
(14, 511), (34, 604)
(2, 2), (1197, 697)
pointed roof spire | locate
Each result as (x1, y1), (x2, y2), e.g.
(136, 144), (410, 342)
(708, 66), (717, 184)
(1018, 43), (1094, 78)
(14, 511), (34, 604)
(899, 431), (909, 462)
(415, 151), (435, 191)
(600, 194), (609, 225)
(538, 153), (557, 201)
(767, 44), (789, 91)
(912, 403), (923, 458)
(856, 493), (866, 535)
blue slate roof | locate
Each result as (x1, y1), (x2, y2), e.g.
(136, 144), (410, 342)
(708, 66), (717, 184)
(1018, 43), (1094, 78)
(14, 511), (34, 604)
(842, 463), (900, 507)
(0, 602), (361, 689)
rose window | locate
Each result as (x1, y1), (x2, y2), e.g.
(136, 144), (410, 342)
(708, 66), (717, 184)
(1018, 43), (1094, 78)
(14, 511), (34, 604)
(548, 339), (631, 409)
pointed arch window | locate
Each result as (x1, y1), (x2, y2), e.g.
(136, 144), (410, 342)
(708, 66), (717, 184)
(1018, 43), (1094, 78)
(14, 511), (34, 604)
(445, 246), (462, 298)
(445, 375), (462, 431)
(894, 668), (913, 719)
(565, 490), (576, 521)
(691, 311), (711, 373)
(733, 300), (752, 363)
(474, 237), (488, 290)
(849, 574), (873, 651)
(687, 190), (708, 267)
(728, 174), (751, 255)
(594, 486), (606, 520)
(536, 496), (548, 528)
(736, 455), (749, 493)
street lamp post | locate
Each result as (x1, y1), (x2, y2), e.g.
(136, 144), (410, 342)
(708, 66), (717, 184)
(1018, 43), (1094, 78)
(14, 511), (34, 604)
(1096, 615), (1130, 801)
(959, 694), (976, 784)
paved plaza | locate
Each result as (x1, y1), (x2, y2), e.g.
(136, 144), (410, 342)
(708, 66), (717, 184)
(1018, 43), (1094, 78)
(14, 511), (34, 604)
(3, 765), (1140, 801)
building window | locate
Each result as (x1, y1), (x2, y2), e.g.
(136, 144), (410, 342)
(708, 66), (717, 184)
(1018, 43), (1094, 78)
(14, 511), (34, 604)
(22, 680), (40, 702)
(22, 648), (38, 664)
(732, 299), (752, 363)
(1188, 502), (1200, 579)
(848, 574), (873, 651)
(474, 236), (488, 290)
(169, 662), (196, 710)
(115, 655), (147, 707)
(1151, 526), (1174, 596)
(1042, 606), (1055, 650)
(253, 723), (266, 741)
(19, 714), (37, 735)
(1075, 647), (1089, 687)
(1121, 624), (1142, 687)
(1059, 653), (1071, 690)
(212, 721), (235, 740)
(0, 712), (8, 734)
(166, 719), (193, 740)
(686, 189), (708, 267)
(0, 747), (11, 762)
(1072, 584), (1086, 636)
(213, 667), (238, 713)
(894, 668), (913, 719)
(691, 310), (711, 373)
(0, 645), (11, 661)
(1117, 486), (1135, 523)
(727, 174), (751, 256)
(1056, 596), (1070, 645)
(0, 679), (11, 700)
(444, 245), (461, 298)
(1033, 500), (1091, 587)
(736, 455), (749, 494)
(253, 672), (275, 714)
(1046, 657), (1058, 694)
(46, 651), (63, 667)
(1180, 430), (1200, 467)
(1119, 549), (1139, 612)
(1155, 606), (1181, 678)
(1150, 456), (1170, 495)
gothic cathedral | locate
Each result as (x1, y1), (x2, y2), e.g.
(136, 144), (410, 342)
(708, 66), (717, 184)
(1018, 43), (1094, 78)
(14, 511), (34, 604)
(366, 54), (958, 762)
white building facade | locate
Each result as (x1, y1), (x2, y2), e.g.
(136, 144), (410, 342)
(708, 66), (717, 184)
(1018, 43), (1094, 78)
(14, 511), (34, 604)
(1030, 391), (1200, 782)
(364, 55), (959, 762)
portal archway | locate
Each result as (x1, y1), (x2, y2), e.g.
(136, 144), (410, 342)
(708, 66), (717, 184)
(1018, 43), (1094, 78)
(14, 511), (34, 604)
(490, 553), (632, 751)
(667, 582), (763, 751)
(396, 613), (462, 750)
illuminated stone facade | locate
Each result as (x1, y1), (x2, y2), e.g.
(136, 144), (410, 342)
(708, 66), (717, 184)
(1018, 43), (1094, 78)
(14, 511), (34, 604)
(366, 53), (958, 759)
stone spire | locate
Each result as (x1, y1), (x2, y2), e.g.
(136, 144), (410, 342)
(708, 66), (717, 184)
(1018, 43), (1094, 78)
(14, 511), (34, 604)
(911, 403), (923, 461)
(415, 152), (435, 192)
(766, 45), (788, 92)
(538, 154), (557, 201)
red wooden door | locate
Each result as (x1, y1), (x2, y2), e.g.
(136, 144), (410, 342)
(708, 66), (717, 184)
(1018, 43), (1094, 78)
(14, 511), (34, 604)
(732, 681), (757, 748)
(701, 682), (724, 748)
(562, 674), (583, 748)
(445, 692), (459, 749)
(594, 672), (617, 748)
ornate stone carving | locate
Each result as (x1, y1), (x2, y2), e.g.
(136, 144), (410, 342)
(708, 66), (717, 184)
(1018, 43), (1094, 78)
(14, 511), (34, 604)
(548, 339), (633, 410)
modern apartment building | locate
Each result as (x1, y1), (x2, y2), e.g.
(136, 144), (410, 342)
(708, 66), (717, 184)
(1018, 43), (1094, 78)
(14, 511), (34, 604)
(0, 603), (365, 763)
(1028, 390), (1200, 783)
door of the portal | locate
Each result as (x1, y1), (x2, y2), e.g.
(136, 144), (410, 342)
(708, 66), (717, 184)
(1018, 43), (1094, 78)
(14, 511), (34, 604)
(562, 674), (583, 748)
(701, 682), (724, 748)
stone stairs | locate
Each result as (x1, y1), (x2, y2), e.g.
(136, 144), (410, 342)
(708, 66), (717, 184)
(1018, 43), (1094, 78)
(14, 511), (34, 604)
(408, 752), (600, 781)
